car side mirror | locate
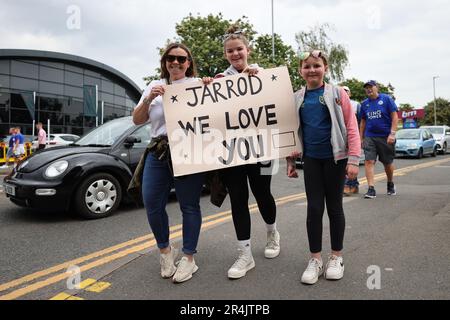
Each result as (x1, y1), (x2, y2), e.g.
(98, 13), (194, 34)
(124, 135), (141, 147)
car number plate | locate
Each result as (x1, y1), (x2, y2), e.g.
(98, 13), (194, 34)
(3, 184), (15, 196)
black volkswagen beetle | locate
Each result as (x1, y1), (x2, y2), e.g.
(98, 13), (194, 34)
(3, 116), (151, 219)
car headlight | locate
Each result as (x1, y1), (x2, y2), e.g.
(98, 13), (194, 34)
(407, 143), (418, 149)
(45, 160), (69, 178)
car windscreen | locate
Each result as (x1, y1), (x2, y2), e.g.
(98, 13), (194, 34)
(423, 127), (443, 135)
(396, 130), (421, 140)
(75, 118), (136, 146)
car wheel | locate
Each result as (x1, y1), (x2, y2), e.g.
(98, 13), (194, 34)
(416, 148), (423, 159)
(431, 146), (437, 157)
(74, 173), (122, 219)
(442, 143), (447, 154)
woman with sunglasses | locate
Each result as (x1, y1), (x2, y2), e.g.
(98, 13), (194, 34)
(286, 50), (360, 284)
(215, 25), (280, 280)
(133, 43), (211, 283)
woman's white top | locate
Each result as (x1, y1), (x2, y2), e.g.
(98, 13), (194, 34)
(137, 77), (199, 138)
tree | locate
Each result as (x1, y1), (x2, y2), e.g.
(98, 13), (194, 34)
(252, 34), (302, 90)
(399, 103), (414, 112)
(145, 15), (352, 93)
(295, 24), (349, 82)
(339, 78), (396, 103)
(421, 98), (450, 126)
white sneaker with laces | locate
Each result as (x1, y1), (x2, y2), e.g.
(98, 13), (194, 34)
(227, 249), (255, 279)
(264, 230), (280, 258)
(324, 255), (344, 280)
(301, 258), (323, 284)
(172, 256), (199, 283)
(159, 246), (179, 279)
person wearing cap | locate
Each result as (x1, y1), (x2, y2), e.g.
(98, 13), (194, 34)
(360, 80), (398, 199)
(342, 86), (361, 195)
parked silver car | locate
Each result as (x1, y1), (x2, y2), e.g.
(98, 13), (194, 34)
(420, 125), (450, 154)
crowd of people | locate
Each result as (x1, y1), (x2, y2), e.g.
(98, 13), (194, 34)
(132, 25), (399, 285)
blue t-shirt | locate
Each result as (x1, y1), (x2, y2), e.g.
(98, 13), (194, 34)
(300, 86), (333, 159)
(361, 93), (398, 137)
(9, 134), (16, 148)
(16, 133), (25, 144)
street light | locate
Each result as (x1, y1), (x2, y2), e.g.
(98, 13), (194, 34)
(433, 76), (439, 125)
(271, 0), (275, 62)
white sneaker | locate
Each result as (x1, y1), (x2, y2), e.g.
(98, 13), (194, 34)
(227, 249), (255, 279)
(172, 256), (199, 283)
(324, 255), (344, 280)
(159, 246), (179, 279)
(301, 258), (323, 284)
(264, 230), (280, 258)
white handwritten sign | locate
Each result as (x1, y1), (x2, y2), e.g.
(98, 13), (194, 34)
(163, 66), (300, 176)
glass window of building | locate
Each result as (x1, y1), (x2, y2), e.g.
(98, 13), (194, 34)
(10, 77), (39, 92)
(0, 60), (10, 74)
(40, 65), (64, 83)
(11, 60), (39, 79)
(65, 71), (83, 86)
(39, 81), (64, 95)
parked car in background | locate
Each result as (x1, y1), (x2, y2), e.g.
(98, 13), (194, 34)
(32, 134), (80, 150)
(420, 125), (450, 154)
(3, 117), (151, 219)
(395, 128), (437, 158)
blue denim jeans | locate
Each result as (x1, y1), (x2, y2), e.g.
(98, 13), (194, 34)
(142, 153), (204, 255)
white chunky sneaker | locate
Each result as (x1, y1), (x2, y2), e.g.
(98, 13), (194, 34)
(159, 246), (179, 279)
(172, 256), (199, 283)
(264, 230), (280, 259)
(227, 249), (255, 279)
(324, 255), (344, 280)
(301, 258), (323, 284)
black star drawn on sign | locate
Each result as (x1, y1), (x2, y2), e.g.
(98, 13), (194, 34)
(271, 74), (278, 81)
(171, 95), (178, 103)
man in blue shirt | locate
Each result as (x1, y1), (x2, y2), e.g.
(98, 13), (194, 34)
(360, 80), (398, 199)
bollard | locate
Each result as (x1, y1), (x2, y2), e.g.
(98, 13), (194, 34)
(25, 142), (32, 157)
(0, 142), (6, 165)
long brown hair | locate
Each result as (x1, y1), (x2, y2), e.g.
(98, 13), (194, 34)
(160, 43), (197, 83)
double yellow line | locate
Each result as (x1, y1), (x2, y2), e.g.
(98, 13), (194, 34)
(0, 158), (448, 300)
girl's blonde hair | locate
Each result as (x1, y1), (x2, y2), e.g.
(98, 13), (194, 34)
(223, 25), (250, 48)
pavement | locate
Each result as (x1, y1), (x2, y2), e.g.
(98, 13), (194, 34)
(0, 156), (447, 304)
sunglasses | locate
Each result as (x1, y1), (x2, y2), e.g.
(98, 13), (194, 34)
(298, 50), (323, 60)
(166, 55), (190, 64)
(223, 30), (244, 41)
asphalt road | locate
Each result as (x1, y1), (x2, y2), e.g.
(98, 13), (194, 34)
(0, 155), (449, 302)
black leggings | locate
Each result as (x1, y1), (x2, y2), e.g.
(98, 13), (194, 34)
(303, 156), (347, 253)
(220, 163), (276, 241)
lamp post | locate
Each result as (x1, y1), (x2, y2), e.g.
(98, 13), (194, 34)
(433, 76), (439, 125)
(271, 0), (275, 62)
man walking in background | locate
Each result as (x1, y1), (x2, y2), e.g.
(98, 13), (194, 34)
(36, 122), (47, 150)
(360, 80), (398, 199)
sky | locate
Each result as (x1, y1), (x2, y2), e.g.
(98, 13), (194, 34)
(1, 0), (449, 107)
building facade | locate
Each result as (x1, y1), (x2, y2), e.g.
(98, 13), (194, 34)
(0, 49), (142, 137)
